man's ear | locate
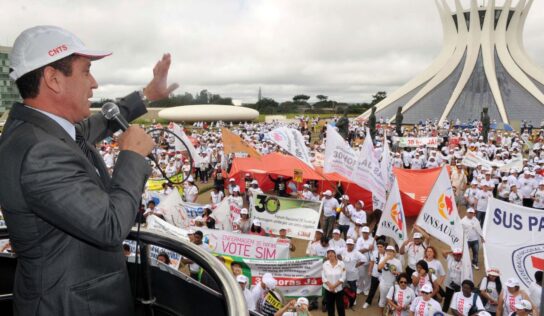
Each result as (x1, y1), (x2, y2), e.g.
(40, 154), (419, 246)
(42, 66), (62, 94)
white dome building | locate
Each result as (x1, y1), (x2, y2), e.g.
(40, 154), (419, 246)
(158, 104), (259, 122)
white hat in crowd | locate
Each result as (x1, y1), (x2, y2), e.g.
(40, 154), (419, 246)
(236, 275), (248, 284)
(514, 300), (532, 311)
(252, 219), (261, 227)
(420, 283), (433, 294)
(323, 190), (332, 196)
(467, 207), (475, 213)
(296, 297), (309, 306)
(413, 232), (423, 239)
(386, 245), (396, 252)
(361, 226), (370, 233)
(346, 239), (355, 245)
(9, 25), (112, 80)
(332, 229), (340, 235)
(505, 277), (520, 288)
(262, 273), (277, 290)
(240, 208), (249, 215)
(486, 267), (501, 277)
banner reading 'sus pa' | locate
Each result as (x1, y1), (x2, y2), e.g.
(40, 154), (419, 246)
(219, 255), (323, 297)
(200, 228), (289, 259)
(483, 198), (544, 290)
(251, 194), (322, 241)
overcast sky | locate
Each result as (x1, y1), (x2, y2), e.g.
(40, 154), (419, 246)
(2, 0), (544, 104)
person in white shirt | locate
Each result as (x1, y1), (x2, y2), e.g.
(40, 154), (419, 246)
(530, 181), (544, 209)
(411, 154), (424, 170)
(250, 273), (278, 314)
(183, 178), (199, 203)
(518, 171), (537, 207)
(227, 189), (244, 209)
(411, 260), (438, 298)
(450, 280), (485, 316)
(210, 186), (224, 206)
(274, 297), (311, 316)
(322, 247), (346, 316)
(409, 283), (442, 316)
(337, 195), (354, 239)
(340, 239), (366, 310)
(378, 246), (403, 311)
(461, 208), (484, 270)
(527, 271), (541, 316)
(300, 184), (314, 201)
(464, 181), (479, 209)
(497, 278), (533, 316)
(329, 229), (346, 254)
(510, 300), (535, 316)
(321, 190), (339, 238)
(475, 182), (493, 226)
(400, 231), (430, 278)
(363, 240), (386, 309)
(479, 268), (502, 315)
(497, 177), (510, 201)
(509, 184), (523, 205)
(442, 248), (466, 312)
(386, 273), (415, 316)
(246, 180), (263, 211)
(349, 200), (367, 232)
(237, 274), (255, 311)
(226, 178), (240, 195)
(305, 229), (323, 256)
(356, 226), (375, 296)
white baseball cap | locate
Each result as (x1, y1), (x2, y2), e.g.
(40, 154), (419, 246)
(342, 195), (349, 200)
(506, 277), (520, 288)
(332, 229), (340, 235)
(514, 300), (532, 310)
(240, 208), (249, 215)
(10, 25), (112, 81)
(236, 274), (248, 283)
(323, 190), (332, 196)
(346, 238), (355, 245)
(420, 283), (433, 294)
(467, 207), (476, 213)
(252, 219), (261, 227)
(361, 226), (370, 233)
(386, 245), (396, 252)
(413, 232), (423, 239)
(296, 297), (309, 306)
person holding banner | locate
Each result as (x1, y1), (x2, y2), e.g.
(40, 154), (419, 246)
(400, 231), (430, 279)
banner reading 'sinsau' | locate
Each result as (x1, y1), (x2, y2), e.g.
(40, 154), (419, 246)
(251, 193), (322, 241)
(200, 228), (290, 259)
(219, 255), (323, 297)
(483, 198), (544, 290)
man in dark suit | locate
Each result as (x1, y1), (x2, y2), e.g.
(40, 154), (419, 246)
(0, 26), (178, 315)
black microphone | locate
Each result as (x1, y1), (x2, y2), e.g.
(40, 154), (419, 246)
(101, 102), (156, 162)
(101, 102), (130, 131)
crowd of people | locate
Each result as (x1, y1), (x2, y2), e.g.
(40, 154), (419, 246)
(87, 117), (544, 315)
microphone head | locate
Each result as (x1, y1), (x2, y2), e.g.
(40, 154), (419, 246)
(101, 102), (120, 120)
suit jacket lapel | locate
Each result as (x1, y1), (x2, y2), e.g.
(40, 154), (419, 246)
(7, 103), (108, 189)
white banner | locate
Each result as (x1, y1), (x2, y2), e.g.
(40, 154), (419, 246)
(146, 215), (190, 241)
(200, 228), (290, 259)
(415, 166), (473, 281)
(323, 126), (357, 178)
(212, 199), (238, 231)
(251, 193), (323, 241)
(380, 131), (394, 193)
(352, 129), (386, 210)
(376, 178), (408, 246)
(483, 198), (544, 290)
(269, 127), (313, 168)
(461, 152), (523, 172)
(159, 190), (190, 229)
(123, 240), (183, 270)
(171, 123), (202, 165)
(220, 255), (323, 297)
(393, 137), (439, 148)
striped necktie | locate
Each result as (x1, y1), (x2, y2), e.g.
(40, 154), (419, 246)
(75, 131), (99, 168)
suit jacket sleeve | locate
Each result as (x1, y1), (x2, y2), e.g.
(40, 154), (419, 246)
(20, 139), (151, 248)
(78, 91), (147, 144)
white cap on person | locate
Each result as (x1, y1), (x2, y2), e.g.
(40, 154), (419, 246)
(10, 25), (112, 81)
(413, 232), (423, 239)
(361, 226), (370, 233)
(296, 297), (309, 306)
(236, 274), (248, 284)
(386, 245), (396, 252)
(240, 208), (249, 215)
(262, 273), (277, 289)
(514, 300), (532, 310)
(252, 219), (261, 227)
(420, 283), (433, 294)
(506, 277), (520, 288)
(467, 207), (476, 213)
(346, 238), (355, 245)
(332, 229), (340, 235)
(323, 190), (332, 196)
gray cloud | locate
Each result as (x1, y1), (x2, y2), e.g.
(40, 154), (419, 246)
(2, 0), (544, 103)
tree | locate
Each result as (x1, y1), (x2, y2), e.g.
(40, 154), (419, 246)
(253, 98), (279, 114)
(370, 91), (387, 106)
(316, 95), (328, 102)
(293, 94), (310, 104)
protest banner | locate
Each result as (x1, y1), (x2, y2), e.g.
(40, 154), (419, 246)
(123, 240), (182, 270)
(376, 178), (408, 246)
(251, 193), (322, 241)
(170, 123), (202, 165)
(268, 127), (313, 168)
(219, 255), (323, 297)
(159, 190), (190, 229)
(323, 126), (357, 178)
(221, 128), (262, 159)
(415, 166), (472, 281)
(380, 131), (394, 193)
(212, 199), (238, 231)
(393, 137), (439, 148)
(200, 228), (289, 259)
(352, 129), (386, 210)
(146, 174), (184, 191)
(461, 152), (523, 172)
(146, 215), (190, 242)
(178, 201), (206, 225)
(483, 198), (544, 290)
